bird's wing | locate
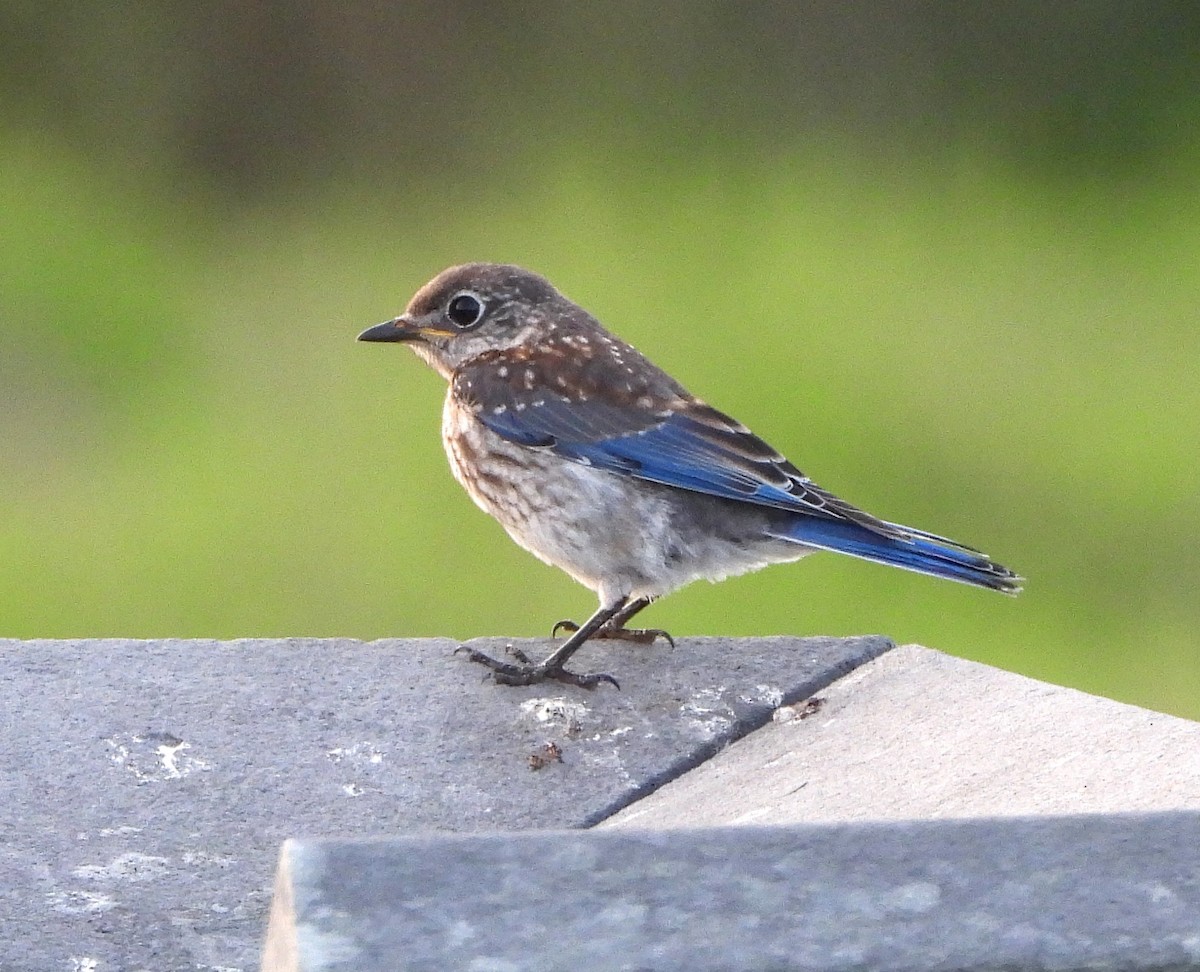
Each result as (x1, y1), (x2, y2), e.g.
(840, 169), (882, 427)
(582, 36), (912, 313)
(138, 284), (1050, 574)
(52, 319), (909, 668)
(454, 349), (904, 538)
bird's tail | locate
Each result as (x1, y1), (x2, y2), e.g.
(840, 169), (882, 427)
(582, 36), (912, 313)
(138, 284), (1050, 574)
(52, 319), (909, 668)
(770, 516), (1022, 593)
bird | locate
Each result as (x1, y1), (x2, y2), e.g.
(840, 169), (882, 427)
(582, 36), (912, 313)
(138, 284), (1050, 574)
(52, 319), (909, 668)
(358, 263), (1021, 689)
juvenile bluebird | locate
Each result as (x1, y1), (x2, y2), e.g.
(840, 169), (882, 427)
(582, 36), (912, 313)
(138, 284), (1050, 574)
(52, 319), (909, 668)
(359, 263), (1020, 688)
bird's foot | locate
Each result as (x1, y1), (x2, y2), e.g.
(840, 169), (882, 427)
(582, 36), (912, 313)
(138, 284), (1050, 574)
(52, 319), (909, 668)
(552, 618), (675, 648)
(454, 645), (619, 690)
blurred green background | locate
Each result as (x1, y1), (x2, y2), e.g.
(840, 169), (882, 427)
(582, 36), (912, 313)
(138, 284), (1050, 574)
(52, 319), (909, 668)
(2, 3), (1197, 717)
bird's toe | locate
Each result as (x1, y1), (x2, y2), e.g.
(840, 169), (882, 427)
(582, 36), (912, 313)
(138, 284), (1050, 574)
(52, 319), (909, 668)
(455, 644), (618, 690)
(610, 626), (675, 647)
(550, 667), (620, 691)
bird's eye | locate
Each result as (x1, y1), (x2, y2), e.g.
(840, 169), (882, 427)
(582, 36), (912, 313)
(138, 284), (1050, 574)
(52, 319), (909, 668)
(446, 293), (484, 329)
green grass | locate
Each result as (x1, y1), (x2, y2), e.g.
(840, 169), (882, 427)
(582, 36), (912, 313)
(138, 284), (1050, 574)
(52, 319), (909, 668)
(2, 135), (1197, 719)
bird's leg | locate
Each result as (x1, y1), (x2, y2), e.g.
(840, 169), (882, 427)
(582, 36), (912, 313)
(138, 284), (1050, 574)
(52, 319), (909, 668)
(552, 596), (675, 648)
(457, 598), (628, 689)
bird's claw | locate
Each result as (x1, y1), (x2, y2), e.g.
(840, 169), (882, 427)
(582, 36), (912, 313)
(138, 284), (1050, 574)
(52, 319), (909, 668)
(453, 643), (532, 664)
(456, 645), (619, 690)
(619, 627), (676, 648)
(496, 666), (620, 690)
(552, 618), (674, 648)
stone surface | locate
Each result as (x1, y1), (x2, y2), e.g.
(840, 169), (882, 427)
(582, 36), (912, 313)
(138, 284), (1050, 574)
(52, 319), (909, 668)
(605, 643), (1200, 829)
(0, 635), (887, 972)
(263, 812), (1200, 972)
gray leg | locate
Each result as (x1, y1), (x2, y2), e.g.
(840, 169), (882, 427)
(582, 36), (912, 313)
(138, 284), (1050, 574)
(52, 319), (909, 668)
(458, 598), (628, 689)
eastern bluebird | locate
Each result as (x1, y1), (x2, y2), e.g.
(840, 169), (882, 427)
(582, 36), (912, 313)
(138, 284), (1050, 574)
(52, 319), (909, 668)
(359, 263), (1021, 688)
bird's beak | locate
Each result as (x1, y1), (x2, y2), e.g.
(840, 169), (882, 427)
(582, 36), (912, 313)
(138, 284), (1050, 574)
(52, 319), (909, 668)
(357, 316), (419, 343)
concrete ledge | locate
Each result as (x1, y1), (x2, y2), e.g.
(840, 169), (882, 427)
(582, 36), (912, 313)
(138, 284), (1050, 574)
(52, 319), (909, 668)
(605, 644), (1200, 829)
(0, 635), (887, 971)
(263, 812), (1200, 972)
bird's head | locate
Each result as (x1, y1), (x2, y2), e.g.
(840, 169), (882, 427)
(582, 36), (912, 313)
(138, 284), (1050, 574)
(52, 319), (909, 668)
(358, 263), (569, 378)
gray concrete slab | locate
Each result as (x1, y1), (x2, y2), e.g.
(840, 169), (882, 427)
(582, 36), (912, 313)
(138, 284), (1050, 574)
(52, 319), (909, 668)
(262, 812), (1200, 972)
(0, 635), (887, 971)
(605, 644), (1200, 830)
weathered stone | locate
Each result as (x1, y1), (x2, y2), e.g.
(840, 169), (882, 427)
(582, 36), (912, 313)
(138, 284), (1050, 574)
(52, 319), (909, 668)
(263, 812), (1200, 972)
(605, 644), (1200, 829)
(0, 635), (887, 970)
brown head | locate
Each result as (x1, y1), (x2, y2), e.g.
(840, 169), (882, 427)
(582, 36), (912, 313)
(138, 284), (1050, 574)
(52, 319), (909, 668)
(357, 263), (587, 379)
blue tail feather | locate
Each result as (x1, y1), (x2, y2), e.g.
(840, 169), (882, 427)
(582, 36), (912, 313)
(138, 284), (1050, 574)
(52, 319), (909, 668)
(771, 516), (1022, 593)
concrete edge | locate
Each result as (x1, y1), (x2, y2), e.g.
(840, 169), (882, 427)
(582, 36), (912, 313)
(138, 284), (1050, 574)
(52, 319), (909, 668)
(262, 810), (1200, 971)
(261, 840), (298, 971)
(601, 642), (1200, 828)
(578, 634), (895, 826)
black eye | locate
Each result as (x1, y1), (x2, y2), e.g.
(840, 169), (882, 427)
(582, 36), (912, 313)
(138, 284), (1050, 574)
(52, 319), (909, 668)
(446, 293), (484, 329)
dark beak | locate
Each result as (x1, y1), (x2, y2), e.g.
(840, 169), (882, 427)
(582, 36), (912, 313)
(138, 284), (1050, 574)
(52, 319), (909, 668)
(357, 317), (417, 343)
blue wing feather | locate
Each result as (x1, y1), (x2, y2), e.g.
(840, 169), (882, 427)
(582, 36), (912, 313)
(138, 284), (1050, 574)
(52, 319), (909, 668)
(561, 415), (803, 507)
(460, 354), (1021, 593)
(478, 393), (904, 535)
(770, 517), (1021, 592)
